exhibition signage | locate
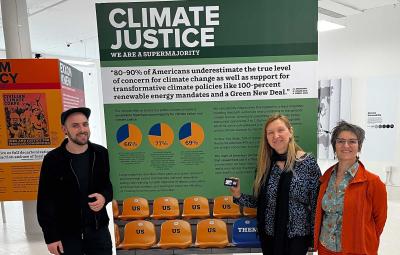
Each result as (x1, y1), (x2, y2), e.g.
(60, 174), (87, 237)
(0, 59), (85, 201)
(96, 0), (318, 200)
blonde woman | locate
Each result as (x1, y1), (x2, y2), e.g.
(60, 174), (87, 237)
(230, 114), (321, 255)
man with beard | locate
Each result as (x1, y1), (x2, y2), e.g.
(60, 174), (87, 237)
(37, 107), (113, 255)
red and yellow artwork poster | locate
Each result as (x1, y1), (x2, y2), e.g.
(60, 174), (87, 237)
(4, 93), (51, 145)
(0, 59), (66, 201)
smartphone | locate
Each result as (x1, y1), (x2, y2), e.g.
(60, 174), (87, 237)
(88, 197), (97, 203)
(224, 178), (238, 187)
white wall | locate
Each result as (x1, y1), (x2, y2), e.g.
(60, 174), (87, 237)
(317, 5), (400, 196)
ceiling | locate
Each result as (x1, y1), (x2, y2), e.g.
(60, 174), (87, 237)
(0, 0), (399, 61)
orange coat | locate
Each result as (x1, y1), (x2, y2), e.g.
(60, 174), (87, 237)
(314, 161), (387, 255)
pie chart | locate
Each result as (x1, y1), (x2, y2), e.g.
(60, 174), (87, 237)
(116, 124), (142, 150)
(148, 123), (174, 149)
(179, 122), (204, 149)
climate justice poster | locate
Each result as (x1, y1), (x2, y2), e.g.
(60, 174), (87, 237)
(96, 0), (318, 200)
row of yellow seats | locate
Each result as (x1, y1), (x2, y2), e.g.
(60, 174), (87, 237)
(113, 196), (257, 220)
(115, 219), (231, 250)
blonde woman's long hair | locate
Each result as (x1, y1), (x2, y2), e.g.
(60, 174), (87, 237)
(253, 114), (303, 197)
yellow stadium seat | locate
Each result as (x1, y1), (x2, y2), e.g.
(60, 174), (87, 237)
(118, 197), (149, 220)
(117, 220), (156, 250)
(182, 196), (210, 219)
(112, 200), (119, 219)
(195, 219), (229, 248)
(151, 197), (180, 220)
(212, 196), (241, 219)
(158, 220), (192, 249)
(243, 207), (257, 218)
(114, 224), (121, 247)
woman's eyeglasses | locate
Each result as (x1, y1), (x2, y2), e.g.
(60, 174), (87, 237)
(336, 138), (358, 146)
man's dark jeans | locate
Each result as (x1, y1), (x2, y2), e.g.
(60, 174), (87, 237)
(62, 226), (112, 255)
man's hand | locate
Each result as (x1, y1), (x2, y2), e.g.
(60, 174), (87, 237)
(47, 240), (63, 255)
(88, 193), (106, 212)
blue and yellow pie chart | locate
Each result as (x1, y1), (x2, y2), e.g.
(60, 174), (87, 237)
(148, 123), (174, 149)
(116, 124), (142, 150)
(179, 122), (204, 149)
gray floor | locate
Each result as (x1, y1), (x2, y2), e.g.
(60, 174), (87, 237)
(1, 200), (399, 255)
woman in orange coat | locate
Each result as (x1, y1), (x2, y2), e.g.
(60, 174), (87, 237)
(314, 121), (387, 255)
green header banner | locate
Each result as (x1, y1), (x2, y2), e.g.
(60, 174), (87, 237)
(96, 0), (317, 62)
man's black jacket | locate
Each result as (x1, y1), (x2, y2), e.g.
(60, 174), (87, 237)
(37, 139), (113, 244)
